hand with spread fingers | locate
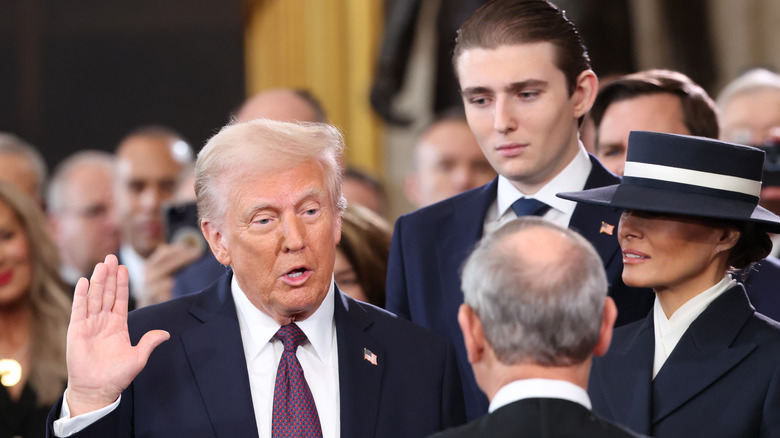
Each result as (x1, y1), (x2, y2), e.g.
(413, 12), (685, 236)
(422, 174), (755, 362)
(64, 254), (170, 417)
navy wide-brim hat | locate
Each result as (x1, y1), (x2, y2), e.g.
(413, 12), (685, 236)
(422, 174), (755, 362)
(557, 131), (780, 234)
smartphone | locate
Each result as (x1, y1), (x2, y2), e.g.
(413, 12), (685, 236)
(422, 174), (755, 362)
(163, 201), (207, 255)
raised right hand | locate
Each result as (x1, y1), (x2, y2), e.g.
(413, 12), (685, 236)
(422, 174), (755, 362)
(65, 254), (170, 417)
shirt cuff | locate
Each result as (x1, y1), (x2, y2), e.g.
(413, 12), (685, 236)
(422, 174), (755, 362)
(52, 389), (121, 437)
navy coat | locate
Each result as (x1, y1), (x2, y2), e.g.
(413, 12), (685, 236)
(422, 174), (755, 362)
(589, 285), (780, 437)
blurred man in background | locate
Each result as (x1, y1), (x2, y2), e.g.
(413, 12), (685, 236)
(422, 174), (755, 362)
(405, 112), (495, 208)
(115, 126), (200, 307)
(718, 68), (780, 228)
(47, 150), (120, 287)
(589, 69), (717, 176)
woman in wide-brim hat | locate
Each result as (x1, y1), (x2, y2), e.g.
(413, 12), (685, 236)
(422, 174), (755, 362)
(557, 131), (780, 438)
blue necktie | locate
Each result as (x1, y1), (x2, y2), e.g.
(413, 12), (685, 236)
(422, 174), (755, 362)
(511, 197), (550, 217)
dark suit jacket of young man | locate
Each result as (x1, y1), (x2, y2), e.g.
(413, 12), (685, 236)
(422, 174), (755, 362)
(46, 272), (466, 438)
(589, 285), (780, 437)
(427, 398), (645, 438)
(386, 155), (655, 420)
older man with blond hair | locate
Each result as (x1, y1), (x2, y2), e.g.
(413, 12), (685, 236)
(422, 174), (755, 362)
(48, 119), (465, 438)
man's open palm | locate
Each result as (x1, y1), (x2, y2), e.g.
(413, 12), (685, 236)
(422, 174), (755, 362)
(65, 254), (170, 417)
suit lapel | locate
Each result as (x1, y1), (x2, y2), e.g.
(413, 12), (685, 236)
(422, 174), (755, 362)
(435, 180), (497, 336)
(569, 156), (622, 267)
(651, 286), (756, 424)
(595, 314), (655, 433)
(334, 287), (385, 438)
(181, 274), (259, 438)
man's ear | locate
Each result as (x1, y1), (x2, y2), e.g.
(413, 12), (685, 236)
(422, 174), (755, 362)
(458, 304), (486, 365)
(572, 69), (598, 119)
(201, 219), (230, 266)
(594, 297), (617, 357)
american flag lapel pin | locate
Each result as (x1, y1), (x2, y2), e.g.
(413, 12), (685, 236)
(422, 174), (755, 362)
(363, 348), (378, 366)
(599, 221), (615, 235)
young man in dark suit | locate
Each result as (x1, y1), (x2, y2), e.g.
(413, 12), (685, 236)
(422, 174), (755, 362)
(386, 0), (653, 419)
(429, 218), (643, 438)
(47, 119), (466, 438)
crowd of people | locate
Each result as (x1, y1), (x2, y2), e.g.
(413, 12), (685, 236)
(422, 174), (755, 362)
(1, 0), (780, 437)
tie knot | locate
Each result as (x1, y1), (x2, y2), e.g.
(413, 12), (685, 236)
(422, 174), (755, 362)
(511, 197), (550, 217)
(275, 323), (307, 352)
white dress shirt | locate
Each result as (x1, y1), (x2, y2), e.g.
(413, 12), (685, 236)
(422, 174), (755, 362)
(484, 144), (592, 234)
(489, 378), (592, 413)
(233, 275), (340, 438)
(652, 275), (735, 378)
(119, 244), (146, 303)
(54, 275), (341, 438)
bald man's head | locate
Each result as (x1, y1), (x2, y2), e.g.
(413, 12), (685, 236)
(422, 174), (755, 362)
(236, 89), (327, 123)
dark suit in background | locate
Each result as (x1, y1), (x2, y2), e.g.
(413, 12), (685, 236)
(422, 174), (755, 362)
(589, 285), (780, 437)
(429, 399), (644, 438)
(47, 273), (465, 438)
(742, 258), (780, 322)
(387, 157), (655, 419)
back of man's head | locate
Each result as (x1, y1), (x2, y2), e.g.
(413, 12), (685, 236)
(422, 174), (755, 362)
(461, 217), (607, 367)
(591, 69), (718, 140)
(453, 0), (590, 96)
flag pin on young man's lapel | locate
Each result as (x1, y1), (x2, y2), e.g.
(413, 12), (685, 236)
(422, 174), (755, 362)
(599, 221), (615, 235)
(363, 348), (378, 366)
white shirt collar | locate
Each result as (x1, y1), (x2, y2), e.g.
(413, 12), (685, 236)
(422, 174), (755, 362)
(232, 274), (336, 365)
(496, 145), (592, 218)
(652, 275), (735, 378)
(489, 378), (591, 413)
(119, 244), (146, 300)
(59, 263), (83, 286)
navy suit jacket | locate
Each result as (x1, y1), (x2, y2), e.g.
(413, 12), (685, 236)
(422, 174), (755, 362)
(386, 156), (654, 420)
(172, 252), (227, 298)
(47, 273), (466, 438)
(427, 398), (644, 438)
(589, 285), (780, 437)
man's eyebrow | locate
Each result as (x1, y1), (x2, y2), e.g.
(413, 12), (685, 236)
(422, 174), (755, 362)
(504, 79), (548, 93)
(461, 80), (549, 96)
(295, 187), (327, 208)
(461, 86), (493, 96)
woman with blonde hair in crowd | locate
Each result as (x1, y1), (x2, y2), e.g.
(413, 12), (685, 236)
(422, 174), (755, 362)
(0, 181), (71, 438)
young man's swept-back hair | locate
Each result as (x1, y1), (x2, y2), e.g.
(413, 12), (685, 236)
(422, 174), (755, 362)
(590, 69), (719, 140)
(452, 0), (591, 96)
